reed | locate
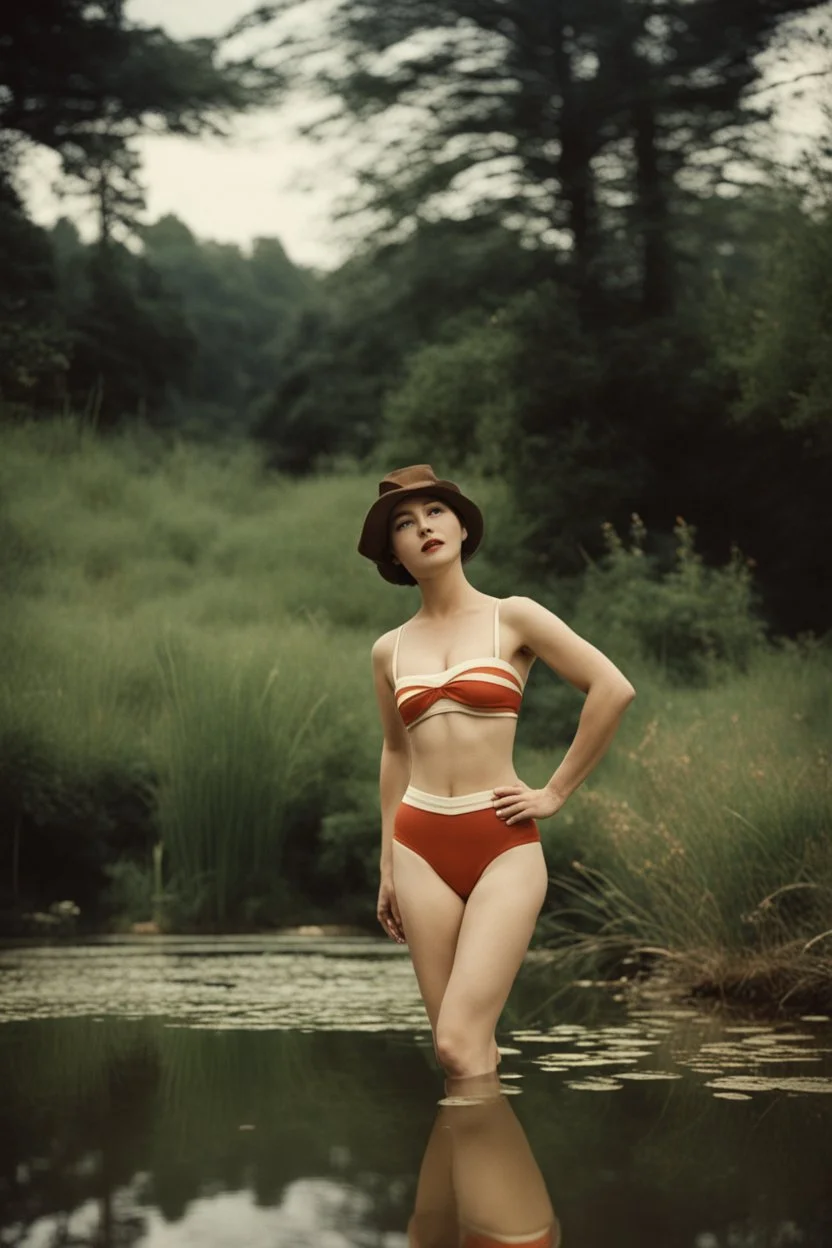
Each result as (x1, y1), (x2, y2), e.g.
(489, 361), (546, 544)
(151, 623), (342, 927)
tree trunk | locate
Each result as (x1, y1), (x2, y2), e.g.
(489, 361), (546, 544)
(550, 8), (599, 315)
(632, 81), (673, 316)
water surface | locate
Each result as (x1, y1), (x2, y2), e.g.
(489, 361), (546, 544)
(1, 936), (830, 1246)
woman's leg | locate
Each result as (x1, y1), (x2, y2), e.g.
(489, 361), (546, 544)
(393, 838), (503, 1068)
(392, 839), (466, 1039)
(434, 842), (548, 1079)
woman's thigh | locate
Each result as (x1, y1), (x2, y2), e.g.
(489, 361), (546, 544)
(392, 839), (465, 1030)
(438, 842), (548, 1037)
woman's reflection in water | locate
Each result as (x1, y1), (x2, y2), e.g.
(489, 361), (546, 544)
(408, 1071), (560, 1248)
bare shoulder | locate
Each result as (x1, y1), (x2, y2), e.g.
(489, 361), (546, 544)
(498, 595), (536, 616)
(371, 627), (408, 713)
(500, 594), (584, 648)
(500, 595), (634, 696)
(371, 628), (398, 667)
(498, 595), (562, 628)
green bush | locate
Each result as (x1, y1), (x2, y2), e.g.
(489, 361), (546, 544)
(379, 317), (517, 471)
(574, 514), (766, 683)
(100, 858), (156, 926)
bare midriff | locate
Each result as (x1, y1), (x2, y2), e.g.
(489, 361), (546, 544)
(406, 713), (521, 797)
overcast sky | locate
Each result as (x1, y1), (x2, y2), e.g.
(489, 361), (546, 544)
(19, 0), (831, 271)
(22, 0), (349, 268)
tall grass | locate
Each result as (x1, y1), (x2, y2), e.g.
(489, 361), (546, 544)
(0, 418), (397, 923)
(150, 622), (378, 927)
(2, 414), (830, 996)
(539, 644), (832, 1006)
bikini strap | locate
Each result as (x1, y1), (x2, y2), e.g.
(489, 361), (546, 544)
(493, 599), (501, 660)
(392, 624), (404, 683)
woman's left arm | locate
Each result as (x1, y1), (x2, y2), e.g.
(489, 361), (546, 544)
(493, 596), (636, 826)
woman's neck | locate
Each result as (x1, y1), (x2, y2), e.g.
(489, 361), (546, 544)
(415, 565), (487, 619)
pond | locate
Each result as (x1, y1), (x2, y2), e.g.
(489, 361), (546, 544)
(1, 936), (831, 1247)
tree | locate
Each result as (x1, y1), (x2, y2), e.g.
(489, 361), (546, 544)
(251, 217), (542, 468)
(704, 175), (832, 630)
(0, 174), (67, 409)
(1, 1), (283, 239)
(263, 0), (829, 316)
(0, 1), (285, 421)
(56, 241), (195, 425)
(141, 216), (314, 436)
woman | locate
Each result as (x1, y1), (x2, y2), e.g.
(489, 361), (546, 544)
(358, 464), (635, 1086)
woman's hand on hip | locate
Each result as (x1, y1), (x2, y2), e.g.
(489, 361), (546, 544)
(377, 875), (406, 944)
(492, 781), (565, 825)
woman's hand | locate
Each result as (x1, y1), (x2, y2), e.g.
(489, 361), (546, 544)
(492, 781), (566, 825)
(377, 873), (406, 944)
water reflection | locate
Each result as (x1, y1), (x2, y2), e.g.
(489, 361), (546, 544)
(2, 940), (832, 1246)
(0, 1015), (562, 1248)
(410, 1072), (558, 1248)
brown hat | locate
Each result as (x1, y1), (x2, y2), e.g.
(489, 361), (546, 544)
(358, 464), (484, 585)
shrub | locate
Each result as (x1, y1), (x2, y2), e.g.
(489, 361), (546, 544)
(574, 515), (766, 683)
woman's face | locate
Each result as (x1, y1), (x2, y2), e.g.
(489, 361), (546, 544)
(389, 495), (468, 580)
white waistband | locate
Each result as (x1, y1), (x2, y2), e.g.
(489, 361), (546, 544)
(402, 785), (494, 815)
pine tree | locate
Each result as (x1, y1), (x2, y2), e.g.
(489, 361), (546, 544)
(267, 0), (829, 315)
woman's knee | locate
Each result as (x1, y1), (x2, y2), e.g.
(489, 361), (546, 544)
(434, 1022), (464, 1075)
(434, 1016), (491, 1076)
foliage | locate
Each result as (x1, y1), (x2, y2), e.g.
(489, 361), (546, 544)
(1, 206), (318, 429)
(379, 317), (517, 471)
(63, 243), (196, 424)
(696, 177), (832, 631)
(516, 513), (766, 751)
(252, 218), (541, 469)
(142, 216), (314, 436)
(0, 174), (68, 410)
(100, 858), (156, 927)
(539, 644), (832, 1000)
(0, 1), (292, 424)
(0, 1), (283, 240)
(151, 631), (329, 928)
(0, 420), (827, 956)
(0, 421), (396, 924)
(710, 182), (832, 448)
(264, 0), (825, 312)
(574, 515), (766, 683)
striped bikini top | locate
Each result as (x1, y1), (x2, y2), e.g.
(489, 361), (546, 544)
(393, 600), (525, 731)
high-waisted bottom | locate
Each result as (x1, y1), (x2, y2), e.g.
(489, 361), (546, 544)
(461, 1229), (557, 1248)
(393, 785), (540, 901)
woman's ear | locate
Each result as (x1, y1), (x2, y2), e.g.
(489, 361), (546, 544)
(461, 525), (468, 543)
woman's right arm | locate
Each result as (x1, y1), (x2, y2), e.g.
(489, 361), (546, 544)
(372, 634), (411, 940)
